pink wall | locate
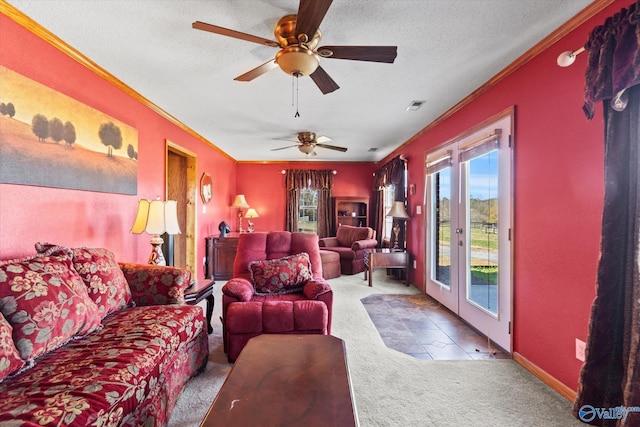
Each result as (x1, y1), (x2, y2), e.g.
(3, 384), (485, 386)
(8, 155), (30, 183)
(377, 0), (632, 391)
(234, 162), (375, 233)
(0, 15), (236, 278)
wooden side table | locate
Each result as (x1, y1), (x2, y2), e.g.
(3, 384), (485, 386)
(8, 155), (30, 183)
(364, 249), (410, 287)
(184, 279), (215, 334)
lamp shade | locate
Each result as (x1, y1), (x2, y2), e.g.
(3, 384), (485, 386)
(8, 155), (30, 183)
(231, 194), (250, 209)
(131, 199), (181, 235)
(245, 208), (259, 218)
(386, 201), (410, 219)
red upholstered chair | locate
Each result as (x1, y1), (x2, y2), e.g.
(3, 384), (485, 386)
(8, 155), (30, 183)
(221, 231), (333, 362)
(318, 225), (378, 275)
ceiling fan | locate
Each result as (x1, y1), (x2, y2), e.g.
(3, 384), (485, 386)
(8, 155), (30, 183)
(192, 0), (397, 94)
(271, 131), (347, 156)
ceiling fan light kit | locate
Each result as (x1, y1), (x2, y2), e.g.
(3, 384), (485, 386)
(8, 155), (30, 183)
(275, 46), (320, 76)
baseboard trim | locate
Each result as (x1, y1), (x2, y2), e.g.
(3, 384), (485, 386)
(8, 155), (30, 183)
(513, 352), (577, 402)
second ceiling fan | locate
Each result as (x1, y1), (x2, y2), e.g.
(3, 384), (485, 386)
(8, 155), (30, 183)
(192, 0), (397, 94)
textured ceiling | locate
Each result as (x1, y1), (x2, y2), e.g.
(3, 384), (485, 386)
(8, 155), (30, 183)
(6, 0), (592, 162)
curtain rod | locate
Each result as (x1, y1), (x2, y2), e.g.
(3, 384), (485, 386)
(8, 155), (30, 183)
(281, 169), (337, 174)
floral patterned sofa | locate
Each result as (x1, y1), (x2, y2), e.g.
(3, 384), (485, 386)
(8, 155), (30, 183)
(0, 244), (209, 426)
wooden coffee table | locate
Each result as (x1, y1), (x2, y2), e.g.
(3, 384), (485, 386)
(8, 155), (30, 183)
(200, 334), (359, 427)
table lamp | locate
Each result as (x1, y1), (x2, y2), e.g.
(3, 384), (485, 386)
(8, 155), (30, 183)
(386, 201), (410, 250)
(231, 194), (250, 233)
(131, 198), (181, 265)
(245, 208), (259, 233)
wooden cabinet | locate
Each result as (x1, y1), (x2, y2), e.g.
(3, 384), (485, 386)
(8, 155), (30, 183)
(205, 235), (239, 280)
(333, 197), (369, 233)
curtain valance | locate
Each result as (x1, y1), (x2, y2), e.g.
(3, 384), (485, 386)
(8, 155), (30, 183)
(285, 169), (334, 190)
(372, 156), (405, 190)
(583, 0), (640, 119)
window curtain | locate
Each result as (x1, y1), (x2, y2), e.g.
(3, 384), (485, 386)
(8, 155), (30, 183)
(574, 3), (640, 426)
(372, 156), (407, 247)
(284, 169), (333, 238)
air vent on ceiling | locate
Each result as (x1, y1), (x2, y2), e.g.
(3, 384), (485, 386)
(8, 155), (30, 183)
(406, 100), (425, 111)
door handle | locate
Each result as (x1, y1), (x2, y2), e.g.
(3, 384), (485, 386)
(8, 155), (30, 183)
(455, 228), (463, 234)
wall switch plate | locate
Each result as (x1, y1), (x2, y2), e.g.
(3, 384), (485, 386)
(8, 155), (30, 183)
(576, 338), (586, 362)
(416, 205), (422, 215)
(413, 260), (417, 269)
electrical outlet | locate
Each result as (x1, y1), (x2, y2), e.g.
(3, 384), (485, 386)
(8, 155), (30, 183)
(413, 260), (417, 269)
(416, 205), (422, 215)
(576, 338), (586, 362)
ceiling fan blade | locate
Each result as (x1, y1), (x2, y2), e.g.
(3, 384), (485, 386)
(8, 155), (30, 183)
(192, 21), (279, 48)
(234, 60), (278, 81)
(271, 145), (299, 151)
(295, 0), (333, 42)
(316, 143), (347, 152)
(317, 45), (398, 63)
(309, 66), (339, 94)
(315, 136), (331, 143)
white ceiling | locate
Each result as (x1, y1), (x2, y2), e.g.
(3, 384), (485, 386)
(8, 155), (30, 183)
(7, 0), (592, 162)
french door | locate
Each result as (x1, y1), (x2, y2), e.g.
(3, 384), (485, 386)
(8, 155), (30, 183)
(424, 112), (513, 352)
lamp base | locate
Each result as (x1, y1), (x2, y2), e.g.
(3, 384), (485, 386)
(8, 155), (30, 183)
(148, 235), (166, 266)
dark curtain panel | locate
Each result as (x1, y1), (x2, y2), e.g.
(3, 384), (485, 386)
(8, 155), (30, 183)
(373, 190), (385, 247)
(372, 156), (407, 247)
(284, 169), (333, 237)
(574, 3), (640, 426)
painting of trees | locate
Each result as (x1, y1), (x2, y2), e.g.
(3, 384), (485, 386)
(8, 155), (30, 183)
(98, 121), (122, 157)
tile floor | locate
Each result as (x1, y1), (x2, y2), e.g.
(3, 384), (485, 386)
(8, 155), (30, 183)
(361, 293), (509, 360)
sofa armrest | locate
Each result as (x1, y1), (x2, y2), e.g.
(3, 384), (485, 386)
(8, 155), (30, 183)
(119, 263), (191, 306)
(352, 239), (378, 251)
(303, 278), (332, 300)
(318, 237), (339, 248)
(222, 278), (254, 302)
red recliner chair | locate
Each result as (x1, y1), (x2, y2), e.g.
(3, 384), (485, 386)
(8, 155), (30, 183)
(221, 231), (333, 362)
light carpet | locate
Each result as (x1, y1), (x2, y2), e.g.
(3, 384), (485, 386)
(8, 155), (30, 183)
(168, 271), (582, 427)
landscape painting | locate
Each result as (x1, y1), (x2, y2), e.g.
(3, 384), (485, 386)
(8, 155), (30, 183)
(0, 66), (138, 194)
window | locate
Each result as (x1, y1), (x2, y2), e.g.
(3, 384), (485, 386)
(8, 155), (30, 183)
(382, 184), (396, 242)
(297, 188), (318, 233)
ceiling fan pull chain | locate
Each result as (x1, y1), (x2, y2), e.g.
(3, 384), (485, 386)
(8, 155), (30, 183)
(294, 74), (300, 118)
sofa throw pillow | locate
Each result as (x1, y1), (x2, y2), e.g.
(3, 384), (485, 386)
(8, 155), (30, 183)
(0, 313), (25, 382)
(34, 243), (133, 318)
(0, 252), (102, 362)
(249, 253), (313, 295)
(69, 248), (132, 318)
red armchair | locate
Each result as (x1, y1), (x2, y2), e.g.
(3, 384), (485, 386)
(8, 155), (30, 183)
(318, 225), (378, 274)
(221, 231), (333, 362)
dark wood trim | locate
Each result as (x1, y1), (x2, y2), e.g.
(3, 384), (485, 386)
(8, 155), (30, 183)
(513, 351), (578, 402)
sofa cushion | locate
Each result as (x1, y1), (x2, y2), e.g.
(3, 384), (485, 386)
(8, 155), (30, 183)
(0, 252), (102, 362)
(249, 252), (313, 295)
(0, 314), (25, 382)
(34, 243), (133, 318)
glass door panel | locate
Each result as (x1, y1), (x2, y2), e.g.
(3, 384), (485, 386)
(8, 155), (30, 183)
(433, 168), (452, 289)
(464, 150), (499, 315)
